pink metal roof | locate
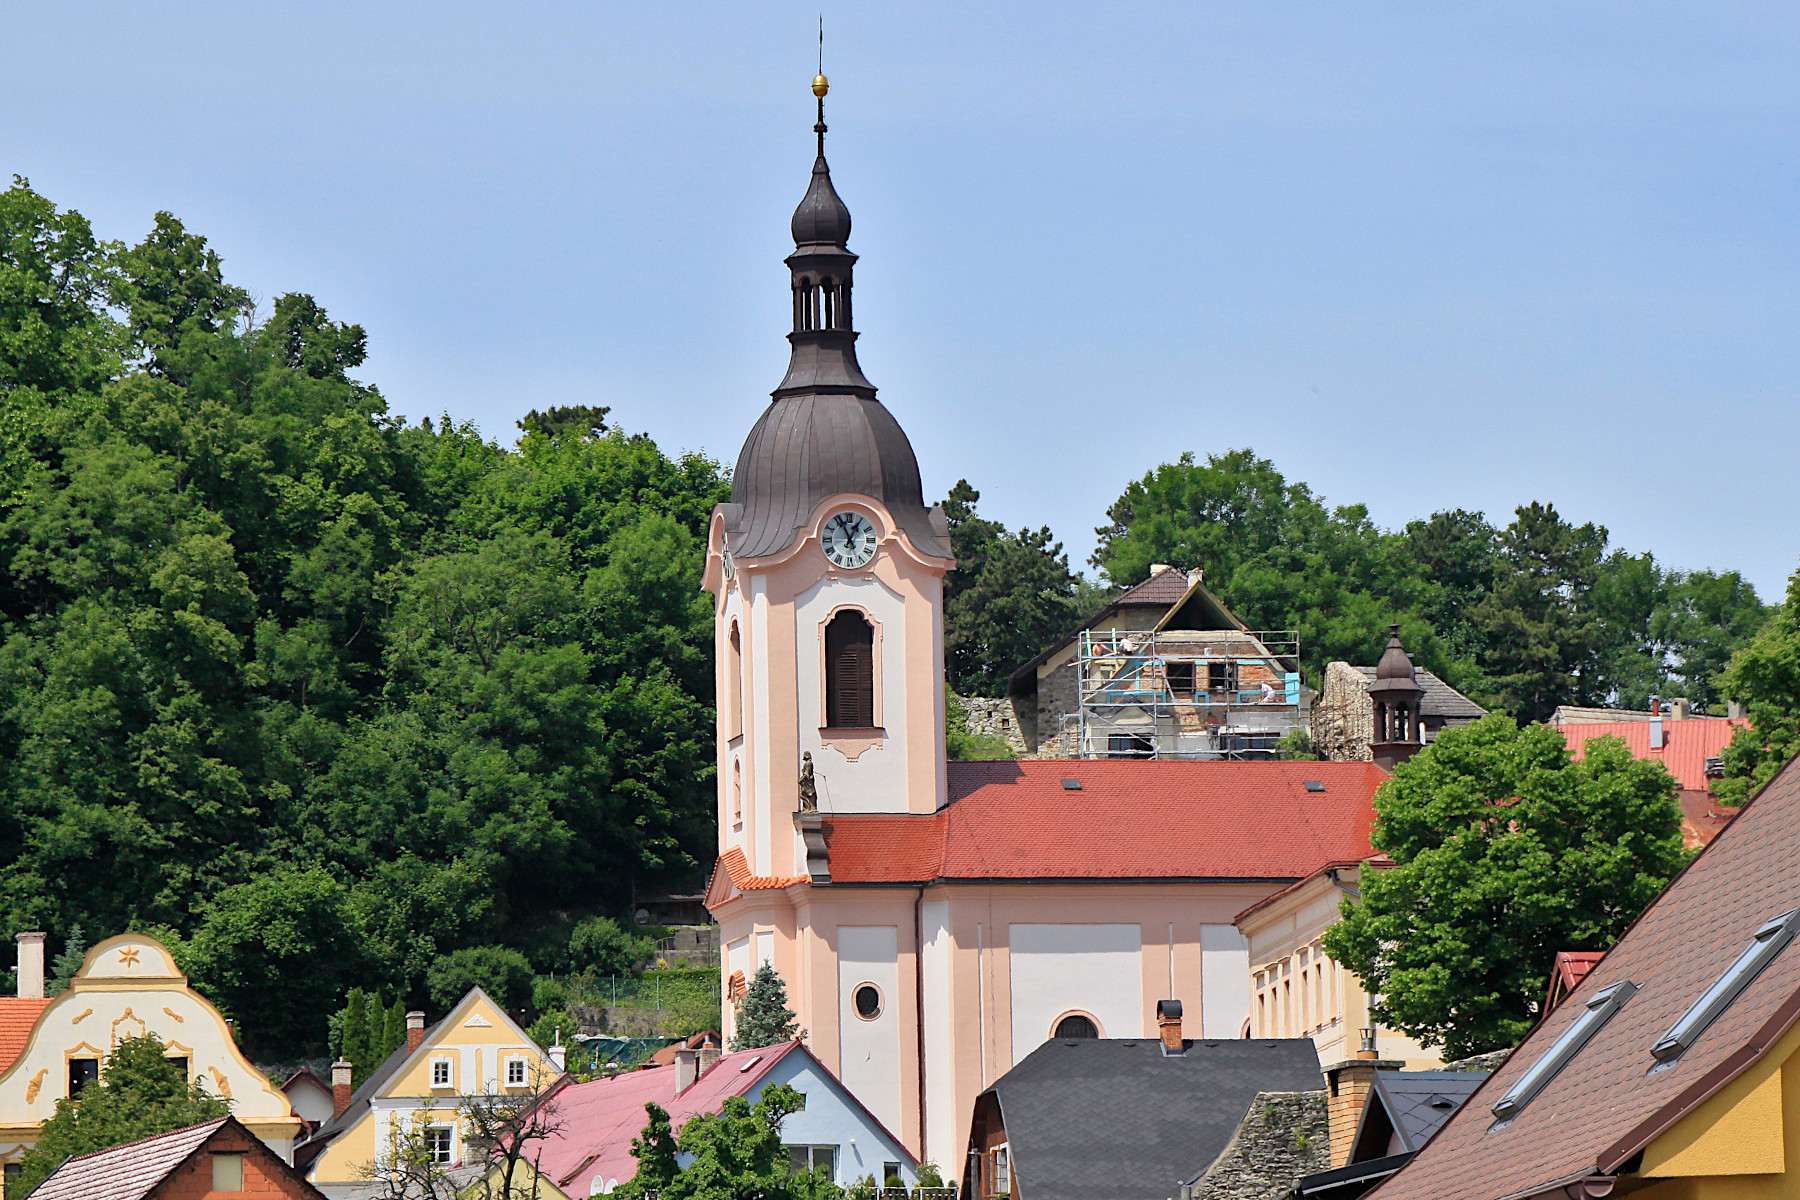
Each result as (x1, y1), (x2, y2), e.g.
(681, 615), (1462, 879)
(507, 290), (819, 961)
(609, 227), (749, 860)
(30, 1118), (229, 1200)
(1556, 717), (1744, 792)
(531, 1043), (801, 1195)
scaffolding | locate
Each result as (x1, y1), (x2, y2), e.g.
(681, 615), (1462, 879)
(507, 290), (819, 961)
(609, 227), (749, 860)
(1073, 628), (1304, 760)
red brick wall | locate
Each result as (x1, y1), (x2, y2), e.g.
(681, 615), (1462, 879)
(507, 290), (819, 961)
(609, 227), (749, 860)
(150, 1127), (319, 1200)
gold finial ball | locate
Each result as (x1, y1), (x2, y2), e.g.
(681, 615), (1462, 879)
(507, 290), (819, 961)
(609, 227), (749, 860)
(813, 74), (830, 98)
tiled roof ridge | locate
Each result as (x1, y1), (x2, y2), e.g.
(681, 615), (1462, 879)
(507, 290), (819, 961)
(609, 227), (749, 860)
(64, 1115), (229, 1164)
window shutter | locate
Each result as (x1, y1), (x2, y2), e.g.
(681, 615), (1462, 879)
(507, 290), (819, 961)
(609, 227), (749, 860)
(825, 611), (875, 728)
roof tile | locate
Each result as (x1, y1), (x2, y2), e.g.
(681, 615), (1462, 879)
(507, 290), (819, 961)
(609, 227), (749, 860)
(30, 1118), (229, 1200)
(1556, 718), (1744, 792)
(823, 760), (1386, 883)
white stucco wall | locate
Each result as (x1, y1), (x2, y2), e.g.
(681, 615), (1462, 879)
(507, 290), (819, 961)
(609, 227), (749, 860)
(919, 900), (955, 1169)
(1200, 924), (1252, 1037)
(836, 926), (902, 1138)
(1007, 924), (1143, 1064)
(795, 574), (909, 813)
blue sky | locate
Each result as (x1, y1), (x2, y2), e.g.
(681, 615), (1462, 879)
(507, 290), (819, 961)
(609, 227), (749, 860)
(5, 3), (1797, 595)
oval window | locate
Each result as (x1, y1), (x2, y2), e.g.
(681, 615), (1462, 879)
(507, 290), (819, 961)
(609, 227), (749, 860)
(853, 984), (882, 1020)
(1055, 1014), (1098, 1039)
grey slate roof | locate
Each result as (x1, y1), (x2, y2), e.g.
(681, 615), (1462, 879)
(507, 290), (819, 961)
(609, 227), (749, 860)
(30, 1118), (229, 1200)
(1365, 1070), (1487, 1152)
(987, 1037), (1324, 1200)
(1348, 666), (1486, 721)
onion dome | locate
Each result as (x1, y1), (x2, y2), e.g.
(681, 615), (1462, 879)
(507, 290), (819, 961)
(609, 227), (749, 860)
(1368, 625), (1424, 698)
(719, 77), (949, 562)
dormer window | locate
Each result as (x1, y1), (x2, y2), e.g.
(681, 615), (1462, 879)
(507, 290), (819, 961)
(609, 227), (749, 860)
(1652, 909), (1800, 1064)
(1491, 980), (1637, 1122)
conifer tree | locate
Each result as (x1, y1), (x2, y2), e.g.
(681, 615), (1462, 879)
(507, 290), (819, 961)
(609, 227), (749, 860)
(384, 996), (408, 1061)
(730, 962), (801, 1050)
(49, 927), (87, 994)
(340, 989), (370, 1080)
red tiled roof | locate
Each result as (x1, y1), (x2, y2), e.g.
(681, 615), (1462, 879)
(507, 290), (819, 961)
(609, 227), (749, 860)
(822, 760), (1387, 883)
(716, 846), (807, 891)
(1370, 746), (1800, 1200)
(1556, 717), (1744, 792)
(0, 997), (52, 1075)
(530, 1043), (800, 1196)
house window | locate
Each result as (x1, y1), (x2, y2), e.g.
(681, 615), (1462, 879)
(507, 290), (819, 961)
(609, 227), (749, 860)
(431, 1059), (452, 1087)
(788, 1146), (837, 1178)
(167, 1056), (189, 1080)
(68, 1058), (99, 1097)
(986, 1145), (1011, 1196)
(824, 610), (875, 728)
(426, 1126), (453, 1165)
(1054, 1013), (1098, 1039)
(1207, 661), (1236, 693)
(1165, 662), (1195, 696)
(884, 1161), (903, 1187)
(211, 1152), (245, 1192)
(505, 1057), (527, 1087)
(1106, 734), (1153, 759)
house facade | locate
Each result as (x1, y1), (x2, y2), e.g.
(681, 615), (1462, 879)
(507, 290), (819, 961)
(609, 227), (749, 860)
(297, 987), (557, 1194)
(704, 77), (1387, 1171)
(1236, 861), (1441, 1070)
(0, 933), (302, 1172)
(524, 1040), (918, 1196)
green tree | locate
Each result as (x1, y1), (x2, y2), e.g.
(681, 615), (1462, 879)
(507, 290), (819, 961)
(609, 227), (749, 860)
(49, 925), (87, 994)
(518, 404), (611, 441)
(185, 867), (366, 1058)
(426, 946), (536, 1012)
(340, 988), (372, 1076)
(1322, 715), (1689, 1058)
(1716, 561), (1800, 806)
(941, 480), (1081, 695)
(1468, 503), (1609, 722)
(566, 916), (653, 977)
(730, 962), (801, 1050)
(15, 1034), (229, 1197)
(624, 1084), (837, 1200)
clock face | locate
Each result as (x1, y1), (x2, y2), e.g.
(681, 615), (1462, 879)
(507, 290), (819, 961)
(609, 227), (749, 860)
(821, 511), (878, 569)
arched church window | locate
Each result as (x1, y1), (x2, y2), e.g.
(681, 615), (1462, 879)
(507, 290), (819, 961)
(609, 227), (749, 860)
(1054, 1013), (1098, 1040)
(852, 983), (882, 1020)
(825, 610), (875, 728)
(727, 622), (744, 739)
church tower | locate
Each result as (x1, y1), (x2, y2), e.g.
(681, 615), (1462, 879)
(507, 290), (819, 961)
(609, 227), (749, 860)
(703, 75), (954, 883)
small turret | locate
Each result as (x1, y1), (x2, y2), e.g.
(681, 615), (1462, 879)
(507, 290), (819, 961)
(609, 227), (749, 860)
(1367, 625), (1426, 771)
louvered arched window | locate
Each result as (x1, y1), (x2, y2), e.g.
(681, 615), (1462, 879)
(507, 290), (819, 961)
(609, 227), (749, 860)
(825, 610), (875, 728)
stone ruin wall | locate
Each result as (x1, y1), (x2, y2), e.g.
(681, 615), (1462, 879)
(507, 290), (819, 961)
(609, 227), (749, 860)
(1310, 661), (1374, 763)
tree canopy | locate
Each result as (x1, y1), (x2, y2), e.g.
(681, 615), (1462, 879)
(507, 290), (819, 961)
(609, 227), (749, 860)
(1715, 559), (1800, 806)
(0, 179), (727, 1057)
(622, 1085), (840, 1200)
(731, 961), (802, 1050)
(1321, 715), (1689, 1058)
(1093, 449), (1770, 719)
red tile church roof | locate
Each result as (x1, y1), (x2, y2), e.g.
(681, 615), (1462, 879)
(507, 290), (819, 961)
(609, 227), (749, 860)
(821, 759), (1387, 884)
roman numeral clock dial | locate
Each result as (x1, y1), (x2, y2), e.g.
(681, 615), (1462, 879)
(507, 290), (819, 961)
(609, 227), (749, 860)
(821, 511), (878, 569)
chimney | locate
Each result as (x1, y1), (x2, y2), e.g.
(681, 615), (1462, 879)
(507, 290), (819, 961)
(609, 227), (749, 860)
(698, 1045), (723, 1077)
(1150, 563), (1173, 576)
(1324, 1034), (1403, 1169)
(331, 1060), (354, 1117)
(1670, 698), (1690, 721)
(674, 1047), (700, 1095)
(16, 933), (45, 1000)
(1650, 716), (1666, 750)
(1156, 999), (1185, 1055)
(548, 1043), (567, 1073)
(406, 1010), (425, 1054)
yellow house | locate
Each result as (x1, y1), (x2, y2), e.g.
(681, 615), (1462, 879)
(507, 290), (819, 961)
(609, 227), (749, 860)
(1368, 750), (1800, 1200)
(296, 987), (558, 1190)
(0, 932), (304, 1175)
(1236, 858), (1441, 1070)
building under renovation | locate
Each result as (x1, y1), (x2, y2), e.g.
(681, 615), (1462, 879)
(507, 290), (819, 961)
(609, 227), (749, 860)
(1006, 565), (1309, 759)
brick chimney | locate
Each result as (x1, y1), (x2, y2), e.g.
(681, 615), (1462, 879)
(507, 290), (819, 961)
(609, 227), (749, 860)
(16, 933), (45, 1000)
(1156, 999), (1185, 1055)
(674, 1047), (700, 1095)
(698, 1045), (723, 1076)
(406, 1010), (425, 1054)
(331, 1060), (354, 1117)
(1324, 1030), (1403, 1168)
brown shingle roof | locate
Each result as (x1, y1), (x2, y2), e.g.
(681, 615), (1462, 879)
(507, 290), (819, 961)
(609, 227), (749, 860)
(1370, 752), (1800, 1200)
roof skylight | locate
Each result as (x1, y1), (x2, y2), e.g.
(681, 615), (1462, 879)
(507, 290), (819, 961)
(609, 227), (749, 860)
(1651, 909), (1800, 1064)
(1491, 980), (1638, 1122)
